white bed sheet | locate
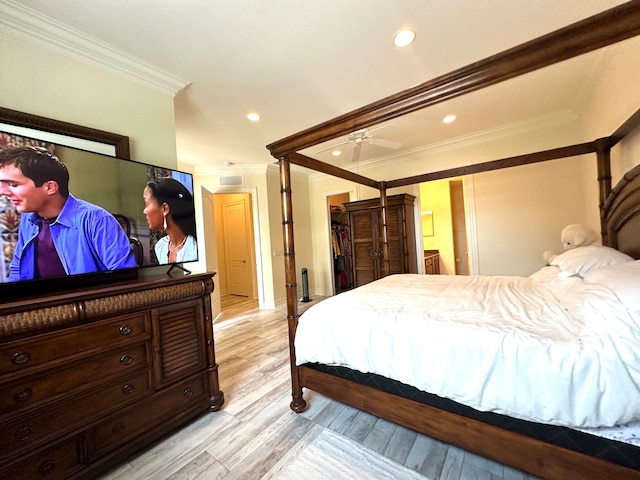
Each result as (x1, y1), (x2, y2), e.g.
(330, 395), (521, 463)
(295, 274), (640, 429)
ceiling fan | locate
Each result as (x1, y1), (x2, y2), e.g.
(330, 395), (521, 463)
(316, 124), (402, 162)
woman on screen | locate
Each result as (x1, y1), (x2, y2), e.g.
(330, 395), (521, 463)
(143, 177), (197, 265)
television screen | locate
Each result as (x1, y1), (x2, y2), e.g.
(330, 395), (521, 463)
(0, 129), (198, 297)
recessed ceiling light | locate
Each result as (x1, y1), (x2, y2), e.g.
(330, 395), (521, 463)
(443, 114), (457, 124)
(224, 161), (235, 166)
(393, 29), (416, 47)
(332, 150), (342, 156)
(247, 112), (261, 121)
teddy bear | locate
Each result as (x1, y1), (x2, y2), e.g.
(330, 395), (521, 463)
(543, 223), (599, 265)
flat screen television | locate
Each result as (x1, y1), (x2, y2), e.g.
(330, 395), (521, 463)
(0, 130), (198, 301)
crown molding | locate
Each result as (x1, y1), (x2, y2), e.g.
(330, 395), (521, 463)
(386, 110), (580, 162)
(0, 0), (191, 96)
(307, 110), (579, 182)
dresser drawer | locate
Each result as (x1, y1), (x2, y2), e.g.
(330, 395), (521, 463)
(0, 435), (83, 480)
(88, 373), (207, 460)
(0, 342), (150, 416)
(0, 370), (152, 461)
(0, 312), (150, 375)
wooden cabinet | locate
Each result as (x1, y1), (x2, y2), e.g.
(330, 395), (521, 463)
(345, 194), (417, 287)
(0, 272), (223, 480)
(424, 250), (440, 274)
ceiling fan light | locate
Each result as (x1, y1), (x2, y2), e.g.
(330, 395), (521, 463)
(393, 29), (416, 47)
(443, 114), (457, 124)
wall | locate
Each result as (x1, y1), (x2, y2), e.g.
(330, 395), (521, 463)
(0, 32), (178, 167)
(0, 29), (188, 287)
(307, 112), (586, 291)
(576, 35), (640, 227)
(266, 165), (313, 306)
(5, 23), (638, 304)
(300, 34), (640, 289)
(615, 127), (640, 178)
(305, 33), (640, 285)
(194, 165), (313, 310)
(195, 171), (272, 309)
(472, 155), (589, 276)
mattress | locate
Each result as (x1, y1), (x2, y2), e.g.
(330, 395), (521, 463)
(295, 273), (640, 428)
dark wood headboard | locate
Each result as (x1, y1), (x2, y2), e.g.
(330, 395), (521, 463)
(602, 163), (640, 259)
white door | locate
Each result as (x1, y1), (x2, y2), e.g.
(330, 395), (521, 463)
(223, 197), (252, 296)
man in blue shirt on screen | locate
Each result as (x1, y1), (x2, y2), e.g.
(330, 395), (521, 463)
(0, 146), (137, 281)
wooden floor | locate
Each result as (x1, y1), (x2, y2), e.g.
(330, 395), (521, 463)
(100, 295), (540, 480)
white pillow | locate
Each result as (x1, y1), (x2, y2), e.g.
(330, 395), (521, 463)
(583, 261), (640, 312)
(550, 245), (633, 278)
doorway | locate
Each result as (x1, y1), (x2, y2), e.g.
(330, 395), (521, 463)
(328, 192), (352, 294)
(419, 177), (472, 275)
(450, 180), (469, 275)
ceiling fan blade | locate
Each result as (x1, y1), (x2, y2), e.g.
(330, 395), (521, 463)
(352, 142), (361, 162)
(370, 138), (402, 150)
(316, 139), (349, 154)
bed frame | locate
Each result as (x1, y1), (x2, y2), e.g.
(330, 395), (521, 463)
(267, 4), (640, 479)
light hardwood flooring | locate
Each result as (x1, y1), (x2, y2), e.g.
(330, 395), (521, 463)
(101, 295), (540, 480)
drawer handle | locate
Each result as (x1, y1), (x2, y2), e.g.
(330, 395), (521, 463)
(119, 324), (133, 335)
(38, 460), (57, 476)
(120, 354), (133, 365)
(11, 351), (30, 365)
(183, 387), (194, 397)
(14, 388), (33, 403)
(122, 383), (135, 395)
(112, 423), (125, 434)
(15, 426), (33, 441)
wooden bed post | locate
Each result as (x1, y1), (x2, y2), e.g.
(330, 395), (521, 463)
(379, 182), (390, 277)
(279, 155), (307, 413)
(595, 138), (612, 243)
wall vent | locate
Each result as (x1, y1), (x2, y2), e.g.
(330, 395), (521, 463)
(219, 175), (244, 187)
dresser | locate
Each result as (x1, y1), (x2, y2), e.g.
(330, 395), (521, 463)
(0, 272), (223, 480)
(344, 194), (418, 287)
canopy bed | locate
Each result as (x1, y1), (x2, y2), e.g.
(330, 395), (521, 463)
(266, 3), (640, 480)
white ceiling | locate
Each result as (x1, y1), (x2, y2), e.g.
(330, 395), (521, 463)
(6, 0), (630, 171)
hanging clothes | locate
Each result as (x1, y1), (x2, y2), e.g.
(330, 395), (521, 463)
(331, 221), (352, 291)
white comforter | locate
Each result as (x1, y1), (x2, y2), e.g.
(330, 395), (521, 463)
(295, 274), (640, 428)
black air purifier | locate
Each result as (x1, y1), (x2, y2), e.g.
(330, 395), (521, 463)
(301, 267), (311, 302)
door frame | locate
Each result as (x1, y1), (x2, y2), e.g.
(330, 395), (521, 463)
(415, 178), (478, 275)
(462, 175), (479, 275)
(221, 195), (254, 297)
(325, 187), (357, 295)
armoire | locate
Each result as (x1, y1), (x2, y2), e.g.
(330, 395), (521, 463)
(344, 193), (418, 287)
